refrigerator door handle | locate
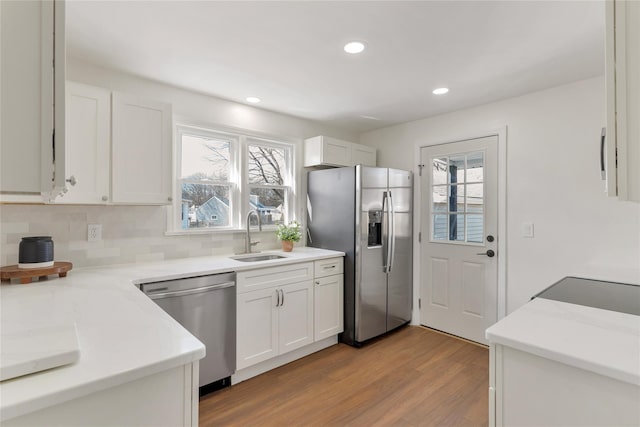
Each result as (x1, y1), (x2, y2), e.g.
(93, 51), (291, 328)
(388, 190), (395, 272)
(382, 191), (389, 273)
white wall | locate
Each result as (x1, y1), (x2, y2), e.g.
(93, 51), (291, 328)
(359, 76), (640, 313)
(0, 59), (356, 268)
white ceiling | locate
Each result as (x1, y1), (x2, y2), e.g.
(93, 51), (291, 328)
(66, 1), (605, 133)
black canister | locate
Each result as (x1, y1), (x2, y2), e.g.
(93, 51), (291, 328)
(19, 236), (54, 265)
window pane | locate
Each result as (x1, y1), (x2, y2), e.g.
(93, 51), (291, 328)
(466, 151), (484, 183)
(467, 214), (483, 243)
(432, 157), (448, 185)
(451, 184), (464, 212)
(450, 214), (465, 241)
(181, 134), (230, 181)
(181, 184), (230, 228)
(466, 183), (483, 213)
(248, 145), (286, 185)
(249, 187), (285, 225)
(433, 214), (448, 240)
(432, 185), (448, 211)
(449, 155), (465, 184)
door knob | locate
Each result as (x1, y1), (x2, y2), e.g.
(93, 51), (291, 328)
(477, 249), (495, 257)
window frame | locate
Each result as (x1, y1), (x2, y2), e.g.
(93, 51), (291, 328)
(169, 122), (296, 234)
(243, 136), (294, 229)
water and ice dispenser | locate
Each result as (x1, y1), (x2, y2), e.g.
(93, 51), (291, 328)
(367, 210), (382, 247)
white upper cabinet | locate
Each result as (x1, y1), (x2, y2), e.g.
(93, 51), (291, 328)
(58, 82), (111, 204)
(605, 0), (639, 202)
(304, 135), (376, 167)
(0, 0), (66, 201)
(111, 92), (172, 204)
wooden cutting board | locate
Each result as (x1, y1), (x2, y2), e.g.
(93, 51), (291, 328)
(0, 262), (72, 284)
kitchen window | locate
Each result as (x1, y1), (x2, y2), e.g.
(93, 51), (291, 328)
(173, 124), (294, 232)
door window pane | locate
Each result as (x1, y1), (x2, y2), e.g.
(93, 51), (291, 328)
(433, 214), (448, 240)
(467, 152), (484, 182)
(432, 158), (448, 185)
(430, 150), (485, 244)
(466, 183), (483, 213)
(449, 155), (466, 184)
(467, 214), (484, 243)
(432, 185), (448, 211)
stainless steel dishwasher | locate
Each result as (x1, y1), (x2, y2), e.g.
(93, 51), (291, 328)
(140, 272), (236, 391)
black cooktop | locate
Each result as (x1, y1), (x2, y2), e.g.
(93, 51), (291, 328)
(533, 276), (640, 316)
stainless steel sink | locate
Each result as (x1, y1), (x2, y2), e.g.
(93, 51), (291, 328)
(230, 254), (287, 262)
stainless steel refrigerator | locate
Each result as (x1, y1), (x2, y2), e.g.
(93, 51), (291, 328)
(307, 166), (412, 346)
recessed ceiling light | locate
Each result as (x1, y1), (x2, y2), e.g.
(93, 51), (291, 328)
(344, 41), (365, 54)
(432, 87), (449, 95)
(246, 96), (261, 103)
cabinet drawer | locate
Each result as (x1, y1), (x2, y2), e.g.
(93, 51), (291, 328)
(314, 257), (344, 278)
(237, 262), (314, 294)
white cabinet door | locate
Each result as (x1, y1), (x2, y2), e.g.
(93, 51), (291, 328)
(279, 281), (314, 354)
(111, 92), (172, 204)
(351, 143), (376, 166)
(304, 136), (351, 167)
(236, 288), (278, 370)
(314, 275), (344, 341)
(605, 0), (640, 202)
(58, 82), (110, 204)
(0, 0), (64, 199)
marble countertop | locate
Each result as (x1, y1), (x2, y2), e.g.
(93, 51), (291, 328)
(0, 247), (344, 421)
(486, 297), (640, 386)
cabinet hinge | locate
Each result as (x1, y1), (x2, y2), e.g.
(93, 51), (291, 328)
(418, 164), (424, 176)
(419, 298), (421, 309)
(418, 232), (422, 243)
(615, 147), (618, 168)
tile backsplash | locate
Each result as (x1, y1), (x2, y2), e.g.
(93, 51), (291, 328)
(0, 205), (279, 268)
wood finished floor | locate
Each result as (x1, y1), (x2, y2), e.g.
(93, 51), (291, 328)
(199, 326), (488, 427)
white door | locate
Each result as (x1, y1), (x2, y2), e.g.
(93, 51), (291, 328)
(420, 136), (498, 344)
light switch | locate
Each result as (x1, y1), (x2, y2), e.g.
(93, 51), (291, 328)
(521, 222), (534, 238)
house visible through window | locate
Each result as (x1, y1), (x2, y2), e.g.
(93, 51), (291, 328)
(175, 125), (294, 231)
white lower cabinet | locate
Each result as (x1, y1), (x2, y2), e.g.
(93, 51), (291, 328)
(237, 280), (313, 370)
(313, 257), (344, 341)
(236, 258), (343, 373)
(3, 363), (199, 427)
(490, 344), (640, 427)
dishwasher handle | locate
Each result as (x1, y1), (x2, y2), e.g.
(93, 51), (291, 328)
(146, 281), (235, 300)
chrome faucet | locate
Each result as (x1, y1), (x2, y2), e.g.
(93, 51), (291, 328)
(245, 210), (262, 253)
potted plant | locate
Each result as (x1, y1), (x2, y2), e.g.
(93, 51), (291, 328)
(276, 221), (302, 252)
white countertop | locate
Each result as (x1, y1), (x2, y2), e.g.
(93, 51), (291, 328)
(0, 247), (344, 421)
(486, 297), (640, 386)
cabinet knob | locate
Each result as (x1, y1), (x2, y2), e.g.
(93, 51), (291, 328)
(66, 175), (77, 186)
(102, 196), (108, 202)
(168, 196), (173, 202)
